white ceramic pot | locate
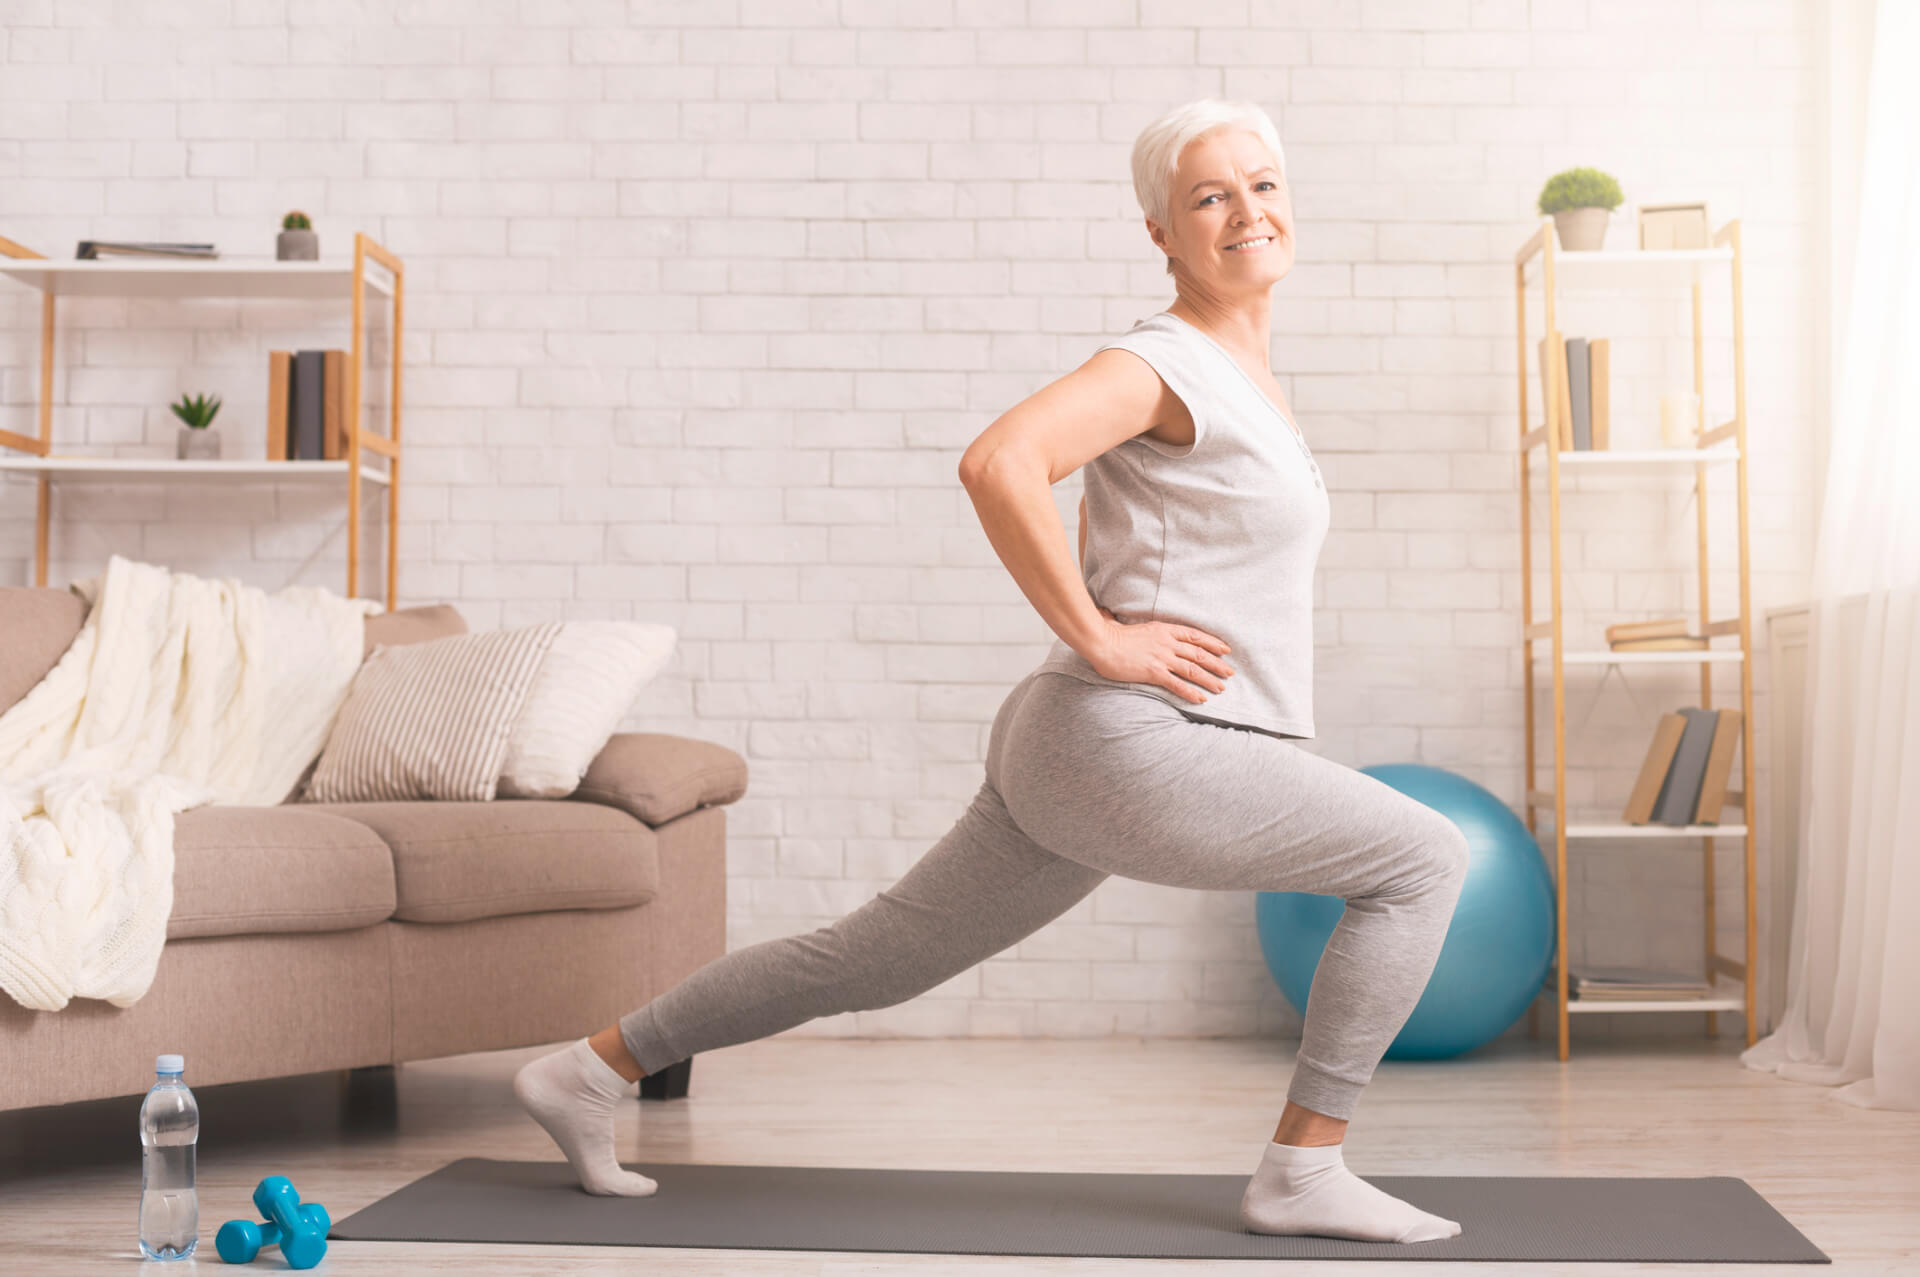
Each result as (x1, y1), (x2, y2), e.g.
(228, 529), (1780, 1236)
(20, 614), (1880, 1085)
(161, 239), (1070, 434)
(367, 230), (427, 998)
(177, 427), (221, 460)
(276, 229), (318, 261)
(1552, 207), (1610, 252)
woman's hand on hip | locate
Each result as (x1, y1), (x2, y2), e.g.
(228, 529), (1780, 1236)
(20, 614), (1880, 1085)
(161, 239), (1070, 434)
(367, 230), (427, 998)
(1089, 605), (1234, 704)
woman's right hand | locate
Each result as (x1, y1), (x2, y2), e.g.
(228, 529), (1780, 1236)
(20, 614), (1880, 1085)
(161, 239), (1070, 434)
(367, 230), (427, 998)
(1088, 605), (1235, 704)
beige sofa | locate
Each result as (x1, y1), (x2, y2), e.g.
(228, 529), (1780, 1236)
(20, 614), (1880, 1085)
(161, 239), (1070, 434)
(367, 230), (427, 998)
(0, 586), (745, 1112)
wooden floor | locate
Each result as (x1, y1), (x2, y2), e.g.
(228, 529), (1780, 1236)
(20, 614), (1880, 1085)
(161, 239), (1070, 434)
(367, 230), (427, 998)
(0, 1032), (1912, 1274)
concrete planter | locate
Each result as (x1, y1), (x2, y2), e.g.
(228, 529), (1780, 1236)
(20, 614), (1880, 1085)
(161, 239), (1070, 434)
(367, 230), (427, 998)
(177, 427), (221, 461)
(1551, 207), (1611, 252)
(276, 229), (319, 261)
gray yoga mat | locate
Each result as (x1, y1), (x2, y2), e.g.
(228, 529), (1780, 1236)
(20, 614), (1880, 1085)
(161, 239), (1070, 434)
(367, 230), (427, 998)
(329, 1158), (1830, 1263)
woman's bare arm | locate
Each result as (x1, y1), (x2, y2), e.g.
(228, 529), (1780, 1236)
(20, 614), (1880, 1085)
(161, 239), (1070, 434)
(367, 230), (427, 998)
(958, 350), (1168, 665)
(959, 347), (1216, 681)
(960, 454), (1108, 665)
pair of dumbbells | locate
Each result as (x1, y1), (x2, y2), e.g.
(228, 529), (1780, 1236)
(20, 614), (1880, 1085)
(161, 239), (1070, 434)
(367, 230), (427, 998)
(215, 1175), (330, 1269)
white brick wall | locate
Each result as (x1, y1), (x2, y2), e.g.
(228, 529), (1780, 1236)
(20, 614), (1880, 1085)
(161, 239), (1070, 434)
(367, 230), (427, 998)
(0, 0), (1820, 1047)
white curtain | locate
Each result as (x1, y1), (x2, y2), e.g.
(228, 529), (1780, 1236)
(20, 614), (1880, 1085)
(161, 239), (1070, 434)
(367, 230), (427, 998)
(1738, 0), (1920, 1112)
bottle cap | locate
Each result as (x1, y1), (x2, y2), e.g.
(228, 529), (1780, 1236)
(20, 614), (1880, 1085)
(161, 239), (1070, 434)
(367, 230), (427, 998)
(155, 1054), (184, 1074)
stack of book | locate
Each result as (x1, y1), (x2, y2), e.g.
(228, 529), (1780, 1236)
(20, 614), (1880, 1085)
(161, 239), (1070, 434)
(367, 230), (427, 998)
(1537, 333), (1609, 450)
(267, 350), (351, 462)
(1551, 966), (1717, 1001)
(75, 241), (218, 259)
(1607, 617), (1708, 652)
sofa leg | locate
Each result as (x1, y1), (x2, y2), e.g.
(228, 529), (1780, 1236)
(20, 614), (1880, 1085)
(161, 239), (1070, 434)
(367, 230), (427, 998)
(341, 1064), (398, 1130)
(638, 1056), (692, 1101)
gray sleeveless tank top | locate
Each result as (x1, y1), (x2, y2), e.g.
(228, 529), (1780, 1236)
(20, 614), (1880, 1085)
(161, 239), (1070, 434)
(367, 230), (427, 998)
(1034, 309), (1331, 739)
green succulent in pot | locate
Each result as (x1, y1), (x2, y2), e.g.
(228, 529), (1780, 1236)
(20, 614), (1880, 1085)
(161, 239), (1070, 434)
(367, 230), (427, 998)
(1537, 166), (1623, 252)
(169, 392), (221, 429)
(171, 392), (224, 460)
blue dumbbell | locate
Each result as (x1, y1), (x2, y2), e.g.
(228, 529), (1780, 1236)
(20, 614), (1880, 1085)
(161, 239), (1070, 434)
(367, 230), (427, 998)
(215, 1205), (329, 1265)
(215, 1176), (329, 1268)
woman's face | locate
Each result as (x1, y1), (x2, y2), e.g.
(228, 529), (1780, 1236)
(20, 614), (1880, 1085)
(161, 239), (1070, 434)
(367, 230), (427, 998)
(1150, 128), (1294, 291)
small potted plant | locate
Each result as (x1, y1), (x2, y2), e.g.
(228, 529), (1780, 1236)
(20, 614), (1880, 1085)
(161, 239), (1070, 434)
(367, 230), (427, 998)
(171, 392), (223, 460)
(276, 210), (317, 261)
(1537, 167), (1623, 252)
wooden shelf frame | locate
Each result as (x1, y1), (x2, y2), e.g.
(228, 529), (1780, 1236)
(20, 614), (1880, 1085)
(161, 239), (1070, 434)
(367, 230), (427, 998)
(0, 231), (404, 608)
(1512, 215), (1758, 1059)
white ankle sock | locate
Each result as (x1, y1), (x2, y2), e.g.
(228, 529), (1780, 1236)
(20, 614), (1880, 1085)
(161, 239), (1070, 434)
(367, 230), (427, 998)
(512, 1038), (659, 1197)
(1239, 1140), (1460, 1244)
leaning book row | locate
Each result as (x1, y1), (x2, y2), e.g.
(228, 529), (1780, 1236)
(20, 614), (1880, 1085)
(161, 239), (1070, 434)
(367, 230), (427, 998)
(266, 349), (351, 462)
(1538, 333), (1609, 450)
(1625, 707), (1742, 827)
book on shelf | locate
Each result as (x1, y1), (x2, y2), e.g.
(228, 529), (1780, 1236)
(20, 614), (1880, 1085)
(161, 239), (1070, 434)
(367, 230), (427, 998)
(1567, 337), (1590, 450)
(1590, 338), (1610, 448)
(1563, 966), (1717, 1000)
(1611, 635), (1710, 651)
(1651, 708), (1718, 824)
(75, 241), (219, 260)
(267, 352), (290, 460)
(1623, 707), (1742, 826)
(1606, 617), (1692, 642)
(1536, 334), (1611, 450)
(267, 348), (350, 462)
(1606, 616), (1707, 649)
(1691, 709), (1742, 820)
(292, 350), (323, 461)
(324, 350), (349, 460)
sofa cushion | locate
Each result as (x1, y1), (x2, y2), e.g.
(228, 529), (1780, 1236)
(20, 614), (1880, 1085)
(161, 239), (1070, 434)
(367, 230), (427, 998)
(364, 602), (468, 658)
(0, 586), (88, 719)
(571, 733), (749, 827)
(298, 800), (659, 925)
(169, 806), (397, 940)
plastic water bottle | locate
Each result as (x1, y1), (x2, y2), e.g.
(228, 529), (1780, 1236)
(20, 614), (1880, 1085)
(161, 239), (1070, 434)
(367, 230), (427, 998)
(138, 1054), (199, 1261)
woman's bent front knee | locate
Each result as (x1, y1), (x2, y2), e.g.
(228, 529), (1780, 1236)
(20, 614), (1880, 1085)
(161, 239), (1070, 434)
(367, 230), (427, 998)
(1368, 809), (1471, 902)
(1417, 817), (1472, 889)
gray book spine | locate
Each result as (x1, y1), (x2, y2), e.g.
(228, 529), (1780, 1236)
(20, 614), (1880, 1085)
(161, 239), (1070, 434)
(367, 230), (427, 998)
(292, 349), (324, 461)
(1653, 707), (1718, 825)
(1567, 337), (1591, 450)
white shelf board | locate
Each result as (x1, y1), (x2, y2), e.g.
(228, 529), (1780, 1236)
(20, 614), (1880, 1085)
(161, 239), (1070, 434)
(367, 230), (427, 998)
(1523, 245), (1733, 287)
(1538, 648), (1745, 665)
(1562, 978), (1745, 1014)
(1554, 823), (1749, 838)
(0, 456), (390, 486)
(1525, 442), (1739, 467)
(0, 258), (394, 301)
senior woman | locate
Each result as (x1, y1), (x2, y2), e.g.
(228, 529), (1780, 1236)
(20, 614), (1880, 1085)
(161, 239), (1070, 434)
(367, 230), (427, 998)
(514, 98), (1469, 1245)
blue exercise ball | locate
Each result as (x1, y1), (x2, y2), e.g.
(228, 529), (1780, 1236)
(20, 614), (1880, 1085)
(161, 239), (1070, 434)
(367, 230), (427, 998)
(1255, 764), (1556, 1060)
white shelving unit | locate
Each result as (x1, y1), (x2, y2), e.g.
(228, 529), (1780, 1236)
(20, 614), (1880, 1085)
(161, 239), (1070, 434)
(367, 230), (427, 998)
(0, 457), (390, 486)
(0, 232), (405, 606)
(0, 258), (396, 300)
(1513, 216), (1758, 1059)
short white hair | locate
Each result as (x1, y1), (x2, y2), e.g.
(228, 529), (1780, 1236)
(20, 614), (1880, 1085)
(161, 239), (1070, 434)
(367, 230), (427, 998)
(1129, 99), (1286, 275)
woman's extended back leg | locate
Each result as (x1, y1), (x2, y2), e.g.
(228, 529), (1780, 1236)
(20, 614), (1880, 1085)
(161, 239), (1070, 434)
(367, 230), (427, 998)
(618, 775), (1106, 1074)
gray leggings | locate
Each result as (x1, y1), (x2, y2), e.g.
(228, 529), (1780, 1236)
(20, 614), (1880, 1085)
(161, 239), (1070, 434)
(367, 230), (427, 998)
(620, 669), (1470, 1122)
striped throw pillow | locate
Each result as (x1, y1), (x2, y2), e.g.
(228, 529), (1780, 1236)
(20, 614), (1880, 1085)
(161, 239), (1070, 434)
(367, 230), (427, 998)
(305, 623), (563, 802)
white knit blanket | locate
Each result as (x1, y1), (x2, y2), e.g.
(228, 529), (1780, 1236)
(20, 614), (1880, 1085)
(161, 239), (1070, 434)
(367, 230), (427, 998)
(0, 555), (381, 1011)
